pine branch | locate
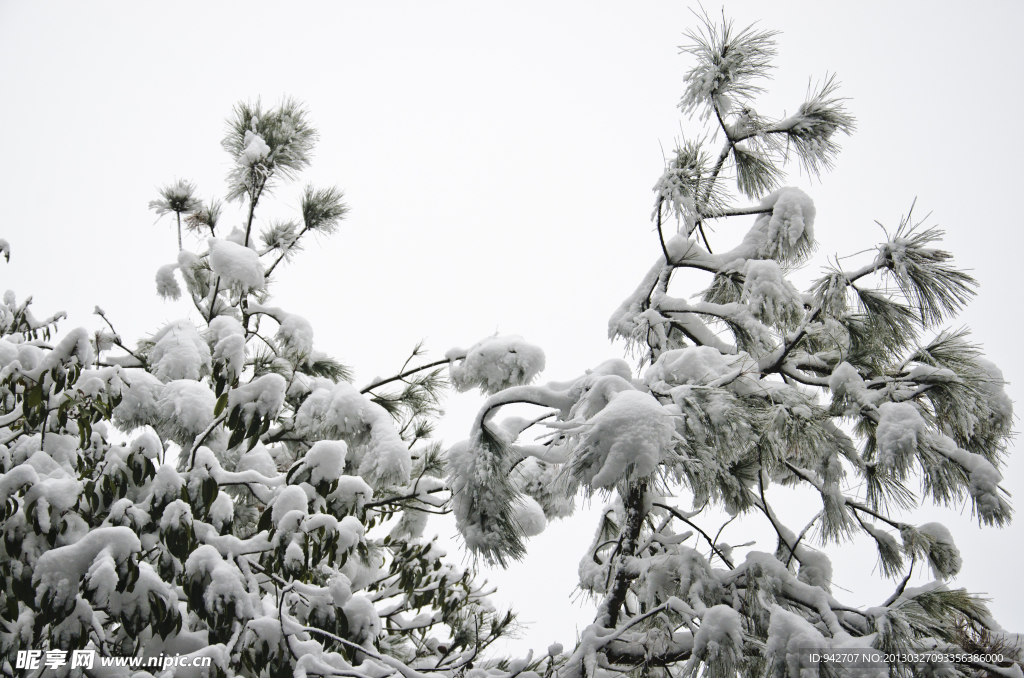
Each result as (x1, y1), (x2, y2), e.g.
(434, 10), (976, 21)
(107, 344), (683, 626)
(784, 510), (824, 568)
(187, 411), (228, 470)
(881, 558), (915, 608)
(783, 460), (906, 532)
(655, 197), (673, 265)
(700, 136), (733, 217)
(734, 144), (782, 198)
(701, 204), (774, 219)
(596, 481), (648, 628)
(880, 211), (977, 326)
(206, 275), (222, 324)
(94, 308), (148, 368)
(679, 14), (778, 119)
(763, 255), (891, 374)
(262, 223), (306, 279)
(653, 502), (734, 568)
(361, 357), (449, 395)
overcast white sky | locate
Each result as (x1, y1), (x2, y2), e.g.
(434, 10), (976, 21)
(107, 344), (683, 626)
(2, 0), (1023, 655)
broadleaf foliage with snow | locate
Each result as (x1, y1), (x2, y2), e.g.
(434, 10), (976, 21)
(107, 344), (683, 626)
(0, 100), (514, 678)
(0, 15), (1020, 678)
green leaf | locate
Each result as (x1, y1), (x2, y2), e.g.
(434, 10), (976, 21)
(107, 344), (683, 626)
(226, 404), (241, 430)
(214, 392), (229, 416)
(244, 413), (263, 441)
(202, 477), (219, 509)
(256, 507), (273, 535)
(227, 427), (245, 451)
(336, 608), (349, 640)
(25, 383), (42, 409)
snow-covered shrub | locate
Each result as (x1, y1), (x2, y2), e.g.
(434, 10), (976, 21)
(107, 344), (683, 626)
(0, 100), (509, 677)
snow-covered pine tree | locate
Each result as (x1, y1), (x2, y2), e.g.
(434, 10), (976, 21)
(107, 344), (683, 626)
(0, 100), (517, 677)
(444, 14), (1022, 678)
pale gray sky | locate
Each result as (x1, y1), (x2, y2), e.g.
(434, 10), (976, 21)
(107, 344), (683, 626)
(1, 0), (1022, 653)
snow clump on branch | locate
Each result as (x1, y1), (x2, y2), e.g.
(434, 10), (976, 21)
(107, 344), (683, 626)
(240, 130), (271, 165)
(155, 263), (181, 301)
(916, 522), (963, 579)
(691, 605), (744, 678)
(976, 357), (1014, 433)
(447, 335), (546, 395)
(932, 434), (1011, 525)
(208, 315), (246, 381)
(645, 346), (741, 387)
(227, 373), (287, 425)
(208, 237), (266, 293)
(155, 380), (217, 446)
(301, 440), (348, 486)
(512, 495), (548, 537)
(149, 320), (211, 383)
(294, 381), (411, 487)
(448, 434), (528, 566)
(568, 389), (678, 490)
(741, 259), (803, 327)
(113, 369), (164, 431)
(874, 401), (927, 471)
(746, 187), (816, 263)
(765, 604), (830, 675)
(251, 304), (315, 358)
